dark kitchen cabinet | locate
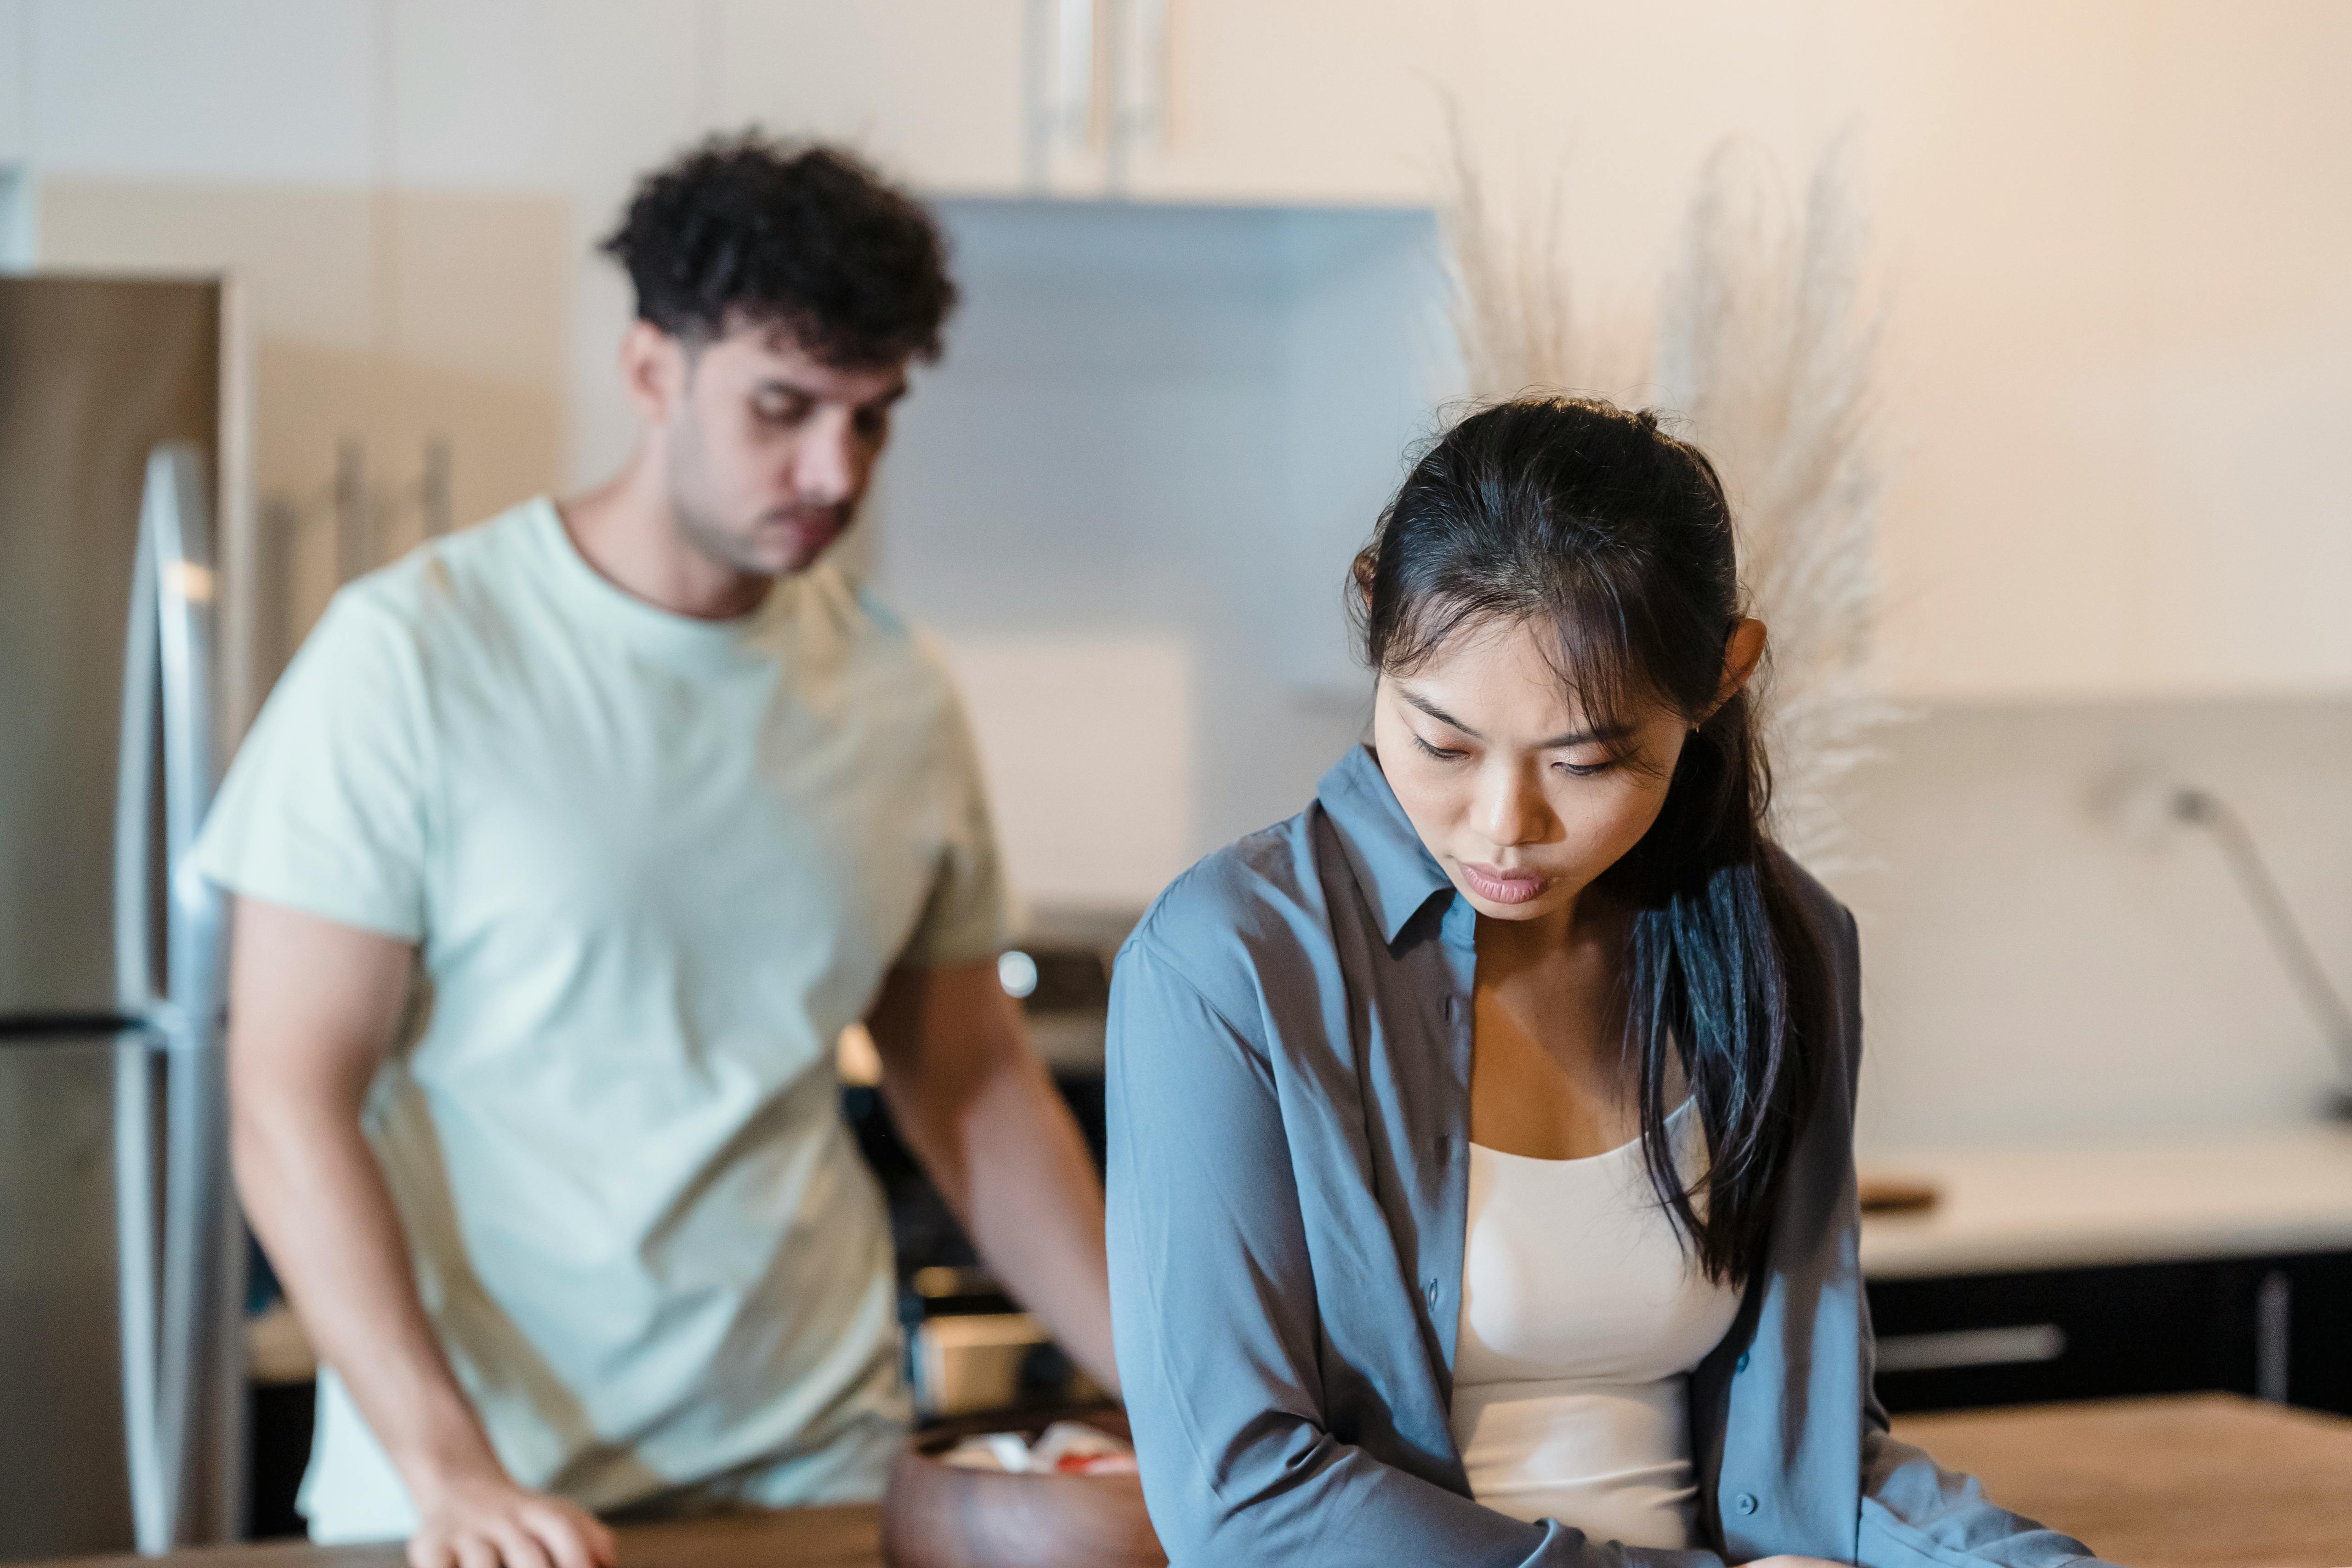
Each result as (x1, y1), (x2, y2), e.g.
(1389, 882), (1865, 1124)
(1866, 1250), (2352, 1416)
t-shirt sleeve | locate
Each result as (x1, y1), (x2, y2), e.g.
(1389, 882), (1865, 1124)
(895, 669), (1014, 969)
(191, 588), (435, 943)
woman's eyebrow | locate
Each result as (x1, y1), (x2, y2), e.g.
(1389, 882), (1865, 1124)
(1541, 721), (1633, 748)
(1398, 687), (1481, 737)
(1397, 686), (1627, 749)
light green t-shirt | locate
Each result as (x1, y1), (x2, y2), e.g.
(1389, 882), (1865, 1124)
(194, 498), (1010, 1535)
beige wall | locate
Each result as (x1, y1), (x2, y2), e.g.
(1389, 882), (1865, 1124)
(18, 3), (2352, 703)
(1443, 1), (2352, 700)
(37, 182), (569, 680)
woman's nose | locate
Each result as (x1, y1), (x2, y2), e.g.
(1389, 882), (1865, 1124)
(1474, 763), (1550, 848)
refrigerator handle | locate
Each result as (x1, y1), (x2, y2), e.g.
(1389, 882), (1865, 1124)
(114, 484), (161, 1016)
(151, 441), (224, 1024)
(112, 463), (171, 1550)
(113, 1040), (168, 1551)
(144, 443), (245, 1547)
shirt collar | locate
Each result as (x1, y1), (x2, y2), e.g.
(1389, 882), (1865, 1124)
(1315, 745), (1457, 947)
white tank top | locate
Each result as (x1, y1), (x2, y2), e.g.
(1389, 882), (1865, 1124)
(1451, 1101), (1743, 1549)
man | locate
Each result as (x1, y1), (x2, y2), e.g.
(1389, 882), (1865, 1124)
(196, 137), (1114, 1567)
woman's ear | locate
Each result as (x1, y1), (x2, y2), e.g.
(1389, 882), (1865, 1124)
(1707, 618), (1768, 719)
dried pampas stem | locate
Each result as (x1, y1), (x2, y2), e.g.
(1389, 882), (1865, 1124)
(1440, 129), (1653, 403)
(1441, 126), (1904, 877)
(1656, 135), (1903, 875)
(1442, 134), (1585, 398)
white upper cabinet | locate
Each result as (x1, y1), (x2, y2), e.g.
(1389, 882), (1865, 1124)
(711, 0), (1030, 196)
(1097, 0), (1456, 205)
(703, 0), (1456, 206)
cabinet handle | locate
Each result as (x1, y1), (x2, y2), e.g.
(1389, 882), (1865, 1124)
(1023, 0), (1104, 186)
(1875, 1324), (2067, 1374)
(1120, 0), (1170, 151)
(2256, 1269), (2291, 1403)
(1025, 0), (1167, 188)
(1102, 0), (1167, 191)
(1057, 0), (1099, 149)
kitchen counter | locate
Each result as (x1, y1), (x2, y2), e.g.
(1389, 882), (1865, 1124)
(51, 1506), (888, 1568)
(1858, 1122), (2352, 1278)
(1896, 1393), (2352, 1568)
(45, 1395), (2352, 1568)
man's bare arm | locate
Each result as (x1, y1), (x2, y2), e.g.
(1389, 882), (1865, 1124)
(865, 960), (1117, 1391)
(226, 896), (614, 1568)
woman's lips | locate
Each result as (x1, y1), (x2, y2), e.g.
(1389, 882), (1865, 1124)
(1458, 860), (1554, 905)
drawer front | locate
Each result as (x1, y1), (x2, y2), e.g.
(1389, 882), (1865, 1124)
(1866, 1252), (2352, 1415)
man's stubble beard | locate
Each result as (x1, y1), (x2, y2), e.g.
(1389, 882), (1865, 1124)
(667, 405), (854, 581)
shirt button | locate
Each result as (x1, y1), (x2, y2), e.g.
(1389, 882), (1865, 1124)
(1736, 1351), (1751, 1373)
(1425, 1278), (1440, 1306)
(1734, 1493), (1759, 1516)
(1443, 996), (1461, 1023)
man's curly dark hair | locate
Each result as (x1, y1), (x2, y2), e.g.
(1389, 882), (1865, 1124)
(601, 132), (956, 369)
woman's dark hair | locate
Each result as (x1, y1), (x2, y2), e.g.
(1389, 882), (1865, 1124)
(601, 131), (956, 368)
(1354, 395), (1829, 1285)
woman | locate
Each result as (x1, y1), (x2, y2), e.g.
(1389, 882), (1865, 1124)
(1105, 398), (2108, 1568)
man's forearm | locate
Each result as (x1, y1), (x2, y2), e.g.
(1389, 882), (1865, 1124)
(869, 960), (1119, 1392)
(234, 1097), (506, 1491)
(914, 1051), (1117, 1390)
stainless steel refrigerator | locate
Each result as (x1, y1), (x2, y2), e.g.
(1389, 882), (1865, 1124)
(0, 275), (249, 1557)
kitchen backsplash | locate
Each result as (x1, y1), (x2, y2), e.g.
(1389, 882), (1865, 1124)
(1826, 696), (2352, 1154)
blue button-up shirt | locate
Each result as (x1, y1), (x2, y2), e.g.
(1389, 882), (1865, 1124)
(1105, 745), (2106, 1568)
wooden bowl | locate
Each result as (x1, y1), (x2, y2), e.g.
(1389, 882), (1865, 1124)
(881, 1411), (1166, 1568)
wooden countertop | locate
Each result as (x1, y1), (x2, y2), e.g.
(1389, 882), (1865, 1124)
(1893, 1393), (2352, 1568)
(49, 1395), (2352, 1568)
(52, 1506), (888, 1568)
(1859, 1123), (2352, 1278)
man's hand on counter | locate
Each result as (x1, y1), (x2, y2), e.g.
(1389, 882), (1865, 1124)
(407, 1467), (617, 1568)
(224, 900), (617, 1568)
